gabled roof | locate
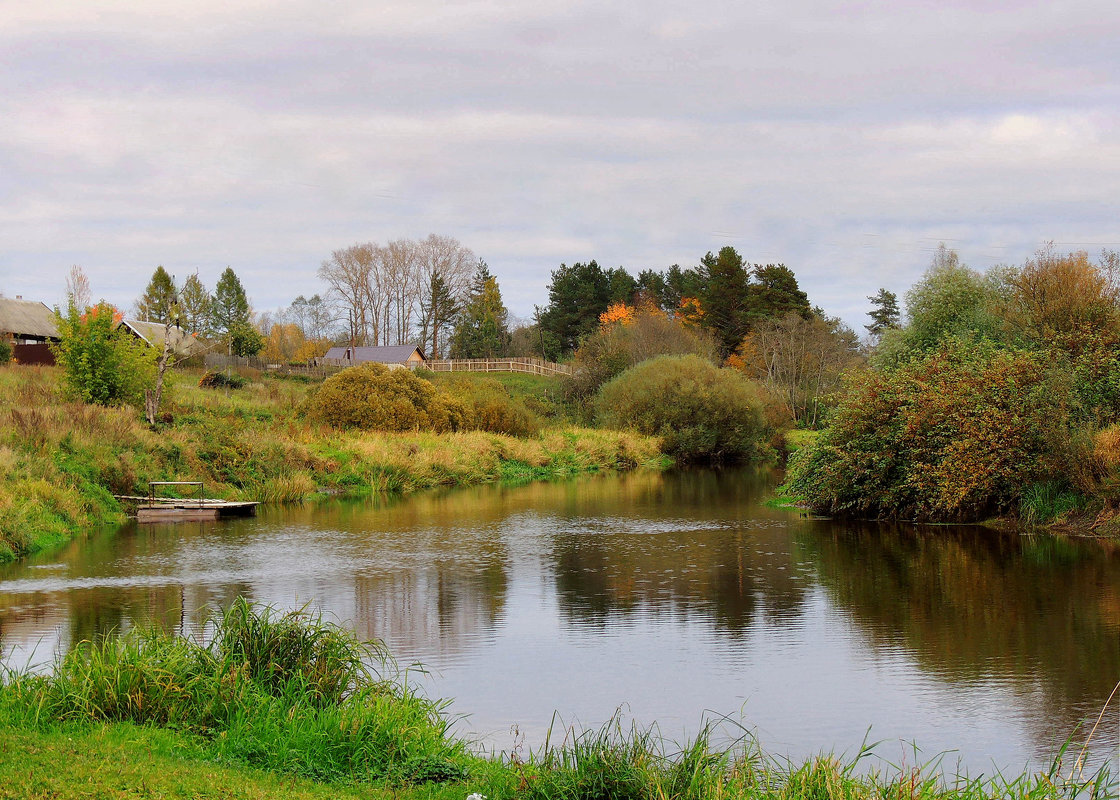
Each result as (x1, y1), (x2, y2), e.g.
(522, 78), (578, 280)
(120, 318), (204, 357)
(0, 297), (59, 339)
(322, 345), (426, 363)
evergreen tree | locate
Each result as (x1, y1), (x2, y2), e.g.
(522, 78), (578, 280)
(211, 267), (251, 338)
(179, 272), (212, 336)
(865, 288), (901, 337)
(699, 246), (753, 358)
(419, 273), (459, 358)
(606, 267), (637, 305)
(450, 263), (511, 358)
(750, 264), (811, 321)
(136, 266), (178, 323)
(540, 260), (611, 355)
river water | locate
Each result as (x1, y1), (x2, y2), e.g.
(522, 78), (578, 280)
(1, 468), (1118, 779)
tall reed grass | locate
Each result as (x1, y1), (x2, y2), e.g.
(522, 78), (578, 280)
(1, 600), (467, 784)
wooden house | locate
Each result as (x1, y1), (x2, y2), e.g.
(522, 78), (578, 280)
(319, 345), (427, 368)
(0, 296), (60, 364)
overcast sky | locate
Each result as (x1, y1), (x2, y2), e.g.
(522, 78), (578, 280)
(3, 1), (1119, 330)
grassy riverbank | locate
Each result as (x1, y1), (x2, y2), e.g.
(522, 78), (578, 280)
(0, 366), (666, 562)
(0, 603), (1111, 800)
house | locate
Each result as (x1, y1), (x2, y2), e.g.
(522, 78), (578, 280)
(119, 318), (205, 359)
(0, 296), (60, 365)
(319, 345), (426, 368)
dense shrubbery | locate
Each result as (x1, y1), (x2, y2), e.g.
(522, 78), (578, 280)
(437, 375), (542, 437)
(304, 363), (466, 432)
(566, 307), (718, 409)
(52, 301), (155, 406)
(784, 339), (1069, 520)
(594, 355), (767, 462)
(0, 340), (10, 365)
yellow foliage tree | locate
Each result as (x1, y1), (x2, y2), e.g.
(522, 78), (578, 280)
(599, 302), (635, 327)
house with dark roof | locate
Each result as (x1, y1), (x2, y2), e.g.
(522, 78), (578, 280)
(0, 296), (60, 364)
(319, 345), (426, 368)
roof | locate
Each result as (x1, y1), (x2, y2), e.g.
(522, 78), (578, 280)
(120, 318), (204, 357)
(322, 345), (426, 364)
(0, 297), (59, 339)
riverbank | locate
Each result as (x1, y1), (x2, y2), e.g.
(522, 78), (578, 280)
(0, 603), (1109, 800)
(0, 366), (667, 562)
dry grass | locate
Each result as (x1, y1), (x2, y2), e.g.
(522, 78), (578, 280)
(0, 366), (666, 561)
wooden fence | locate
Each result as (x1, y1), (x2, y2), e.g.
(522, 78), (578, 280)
(205, 354), (571, 378)
(424, 357), (572, 376)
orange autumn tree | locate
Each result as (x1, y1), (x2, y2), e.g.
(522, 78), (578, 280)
(677, 296), (705, 326)
(599, 302), (635, 327)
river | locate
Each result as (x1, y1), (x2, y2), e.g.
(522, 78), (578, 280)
(1, 468), (1117, 779)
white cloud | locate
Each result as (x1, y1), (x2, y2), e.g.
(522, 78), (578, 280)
(2, 2), (1120, 329)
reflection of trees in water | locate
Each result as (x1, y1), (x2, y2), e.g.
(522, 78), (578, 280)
(797, 519), (1120, 754)
(550, 469), (808, 632)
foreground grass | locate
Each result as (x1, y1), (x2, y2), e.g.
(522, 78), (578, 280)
(0, 366), (666, 561)
(0, 603), (1112, 800)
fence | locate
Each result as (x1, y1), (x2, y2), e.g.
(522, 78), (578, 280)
(205, 354), (571, 378)
(424, 357), (572, 376)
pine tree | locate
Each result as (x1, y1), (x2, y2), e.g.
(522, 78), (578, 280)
(866, 288), (901, 337)
(180, 272), (212, 336)
(136, 266), (178, 323)
(211, 267), (255, 354)
(450, 263), (511, 358)
(700, 246), (752, 358)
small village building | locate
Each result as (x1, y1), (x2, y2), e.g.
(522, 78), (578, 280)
(319, 345), (426, 368)
(119, 318), (205, 359)
(0, 296), (60, 365)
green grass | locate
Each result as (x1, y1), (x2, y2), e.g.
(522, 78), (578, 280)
(0, 602), (1112, 800)
(0, 366), (663, 562)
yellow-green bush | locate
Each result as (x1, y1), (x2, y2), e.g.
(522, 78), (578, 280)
(304, 364), (466, 432)
(593, 355), (767, 462)
(438, 375), (542, 437)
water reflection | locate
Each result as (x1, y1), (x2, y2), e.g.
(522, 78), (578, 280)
(1, 469), (1117, 775)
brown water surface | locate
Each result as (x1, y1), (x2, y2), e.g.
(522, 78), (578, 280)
(1, 468), (1118, 776)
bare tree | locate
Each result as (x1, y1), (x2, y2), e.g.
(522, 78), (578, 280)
(378, 238), (420, 346)
(416, 234), (474, 356)
(318, 243), (376, 345)
(66, 265), (92, 310)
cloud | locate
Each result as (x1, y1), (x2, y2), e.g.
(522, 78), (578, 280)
(2, 1), (1119, 328)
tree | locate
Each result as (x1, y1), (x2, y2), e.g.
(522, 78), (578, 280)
(51, 301), (154, 407)
(750, 264), (811, 321)
(230, 322), (264, 357)
(606, 267), (637, 305)
(865, 288), (901, 338)
(180, 272), (213, 336)
(65, 265), (91, 311)
(416, 234), (474, 353)
(289, 294), (338, 343)
(541, 261), (611, 355)
(699, 246), (753, 358)
(729, 312), (863, 428)
(136, 266), (178, 323)
(319, 243), (377, 346)
(211, 267), (252, 344)
(449, 262), (511, 358)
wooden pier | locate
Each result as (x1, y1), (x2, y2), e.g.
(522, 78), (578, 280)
(116, 482), (259, 523)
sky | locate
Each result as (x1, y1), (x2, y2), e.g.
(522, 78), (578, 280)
(3, 0), (1120, 331)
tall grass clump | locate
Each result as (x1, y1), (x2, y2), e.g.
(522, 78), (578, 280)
(479, 713), (1113, 800)
(1, 599), (467, 784)
(594, 355), (767, 462)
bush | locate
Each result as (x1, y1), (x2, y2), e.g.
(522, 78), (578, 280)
(0, 339), (10, 365)
(783, 338), (1071, 520)
(304, 363), (466, 432)
(593, 355), (767, 462)
(566, 308), (718, 409)
(199, 370), (247, 389)
(51, 302), (155, 407)
(438, 376), (542, 437)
